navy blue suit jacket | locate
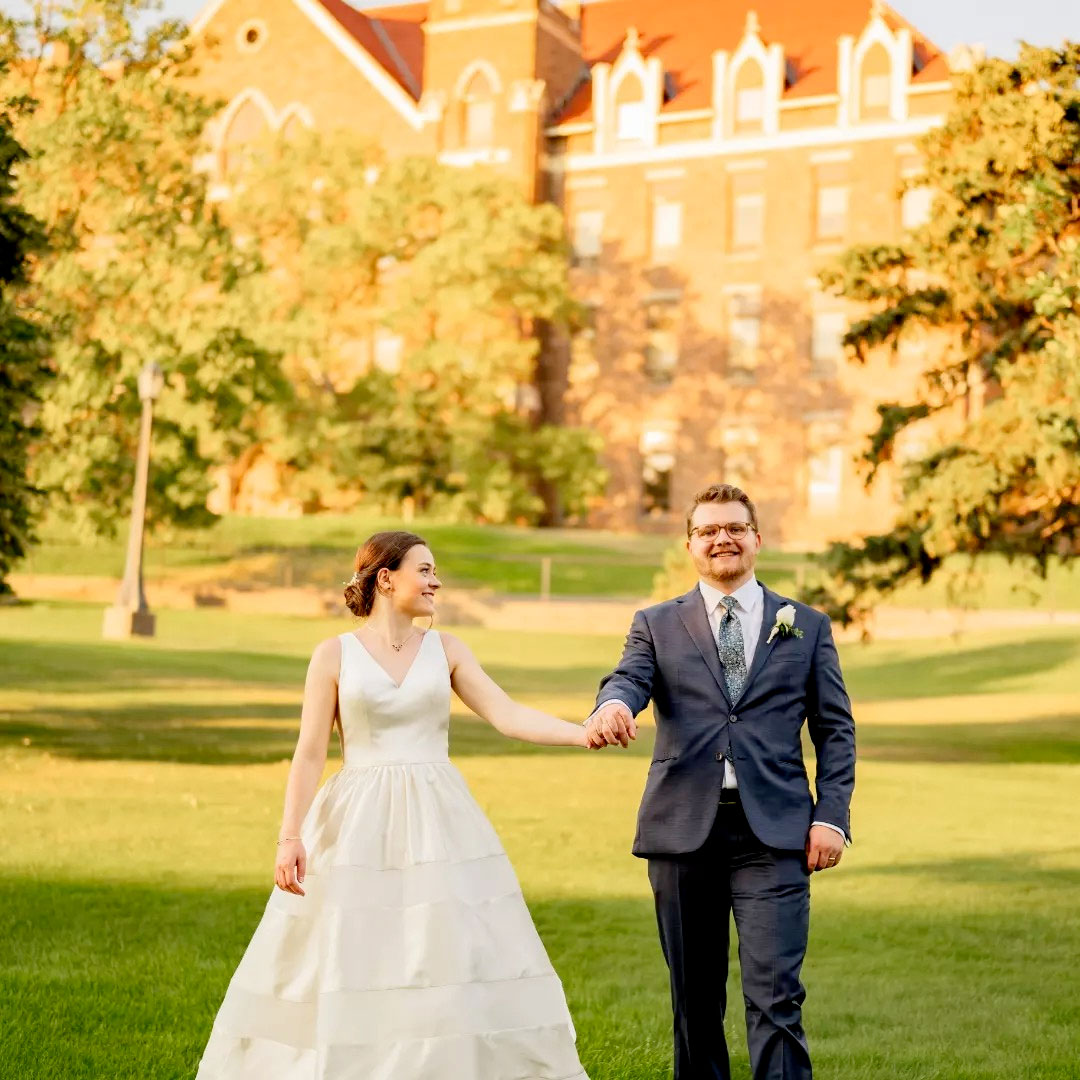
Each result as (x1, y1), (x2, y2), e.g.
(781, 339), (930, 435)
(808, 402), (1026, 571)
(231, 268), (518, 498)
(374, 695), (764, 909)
(595, 584), (856, 855)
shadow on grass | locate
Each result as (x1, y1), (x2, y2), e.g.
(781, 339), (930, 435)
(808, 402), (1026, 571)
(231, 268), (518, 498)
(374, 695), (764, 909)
(0, 698), (636, 768)
(0, 877), (671, 1080)
(4, 865), (1080, 1080)
(6, 627), (1080, 770)
(844, 637), (1080, 700)
(856, 714), (1080, 764)
(0, 638), (306, 690)
(845, 850), (1080, 888)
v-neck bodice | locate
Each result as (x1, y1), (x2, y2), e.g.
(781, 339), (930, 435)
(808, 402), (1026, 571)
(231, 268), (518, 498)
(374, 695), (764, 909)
(337, 630), (452, 767)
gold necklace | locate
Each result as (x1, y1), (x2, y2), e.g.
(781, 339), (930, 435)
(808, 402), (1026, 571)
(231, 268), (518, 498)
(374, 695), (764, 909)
(389, 629), (418, 653)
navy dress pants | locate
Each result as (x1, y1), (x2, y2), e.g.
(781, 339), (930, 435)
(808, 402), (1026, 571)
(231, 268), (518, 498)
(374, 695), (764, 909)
(647, 798), (813, 1080)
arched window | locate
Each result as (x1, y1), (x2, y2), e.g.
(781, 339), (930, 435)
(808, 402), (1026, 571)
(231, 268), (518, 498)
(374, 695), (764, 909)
(278, 109), (311, 143)
(613, 73), (647, 143)
(220, 94), (271, 175)
(733, 59), (765, 134)
(859, 43), (892, 121)
(460, 68), (496, 150)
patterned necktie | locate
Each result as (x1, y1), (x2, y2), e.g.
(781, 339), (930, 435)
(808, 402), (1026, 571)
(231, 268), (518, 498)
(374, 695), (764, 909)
(716, 595), (747, 701)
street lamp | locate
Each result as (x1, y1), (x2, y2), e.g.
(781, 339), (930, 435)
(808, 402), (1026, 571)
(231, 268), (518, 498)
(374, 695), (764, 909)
(102, 361), (165, 640)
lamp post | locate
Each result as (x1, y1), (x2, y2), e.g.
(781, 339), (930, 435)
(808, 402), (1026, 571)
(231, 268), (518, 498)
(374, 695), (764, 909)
(103, 361), (165, 640)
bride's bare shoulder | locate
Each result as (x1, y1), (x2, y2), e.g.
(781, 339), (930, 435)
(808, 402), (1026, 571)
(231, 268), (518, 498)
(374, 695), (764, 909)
(309, 634), (345, 672)
(435, 630), (470, 663)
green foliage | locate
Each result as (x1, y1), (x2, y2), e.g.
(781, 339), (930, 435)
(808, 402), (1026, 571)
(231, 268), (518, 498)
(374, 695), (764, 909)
(0, 2), (293, 538)
(813, 44), (1080, 624)
(230, 137), (606, 524)
(650, 535), (696, 601)
(0, 52), (49, 597)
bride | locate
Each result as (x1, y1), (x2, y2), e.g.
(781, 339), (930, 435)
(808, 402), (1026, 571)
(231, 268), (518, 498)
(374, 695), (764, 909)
(196, 530), (592, 1079)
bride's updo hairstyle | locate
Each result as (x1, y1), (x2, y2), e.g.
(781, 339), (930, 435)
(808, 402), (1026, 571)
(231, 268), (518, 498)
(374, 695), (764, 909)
(343, 531), (428, 617)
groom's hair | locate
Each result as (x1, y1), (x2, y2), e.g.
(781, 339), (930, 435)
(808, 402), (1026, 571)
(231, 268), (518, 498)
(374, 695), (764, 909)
(686, 483), (759, 536)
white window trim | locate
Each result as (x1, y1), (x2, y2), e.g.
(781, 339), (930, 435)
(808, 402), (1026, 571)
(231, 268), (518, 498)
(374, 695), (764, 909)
(807, 445), (844, 511)
(454, 58), (504, 98)
(727, 286), (762, 371)
(901, 185), (933, 229)
(714, 21), (785, 140)
(572, 209), (605, 260)
(616, 98), (650, 143)
(816, 184), (849, 242)
(810, 307), (847, 374)
(732, 192), (765, 251)
(847, 9), (913, 125)
(651, 197), (683, 257)
(597, 34), (663, 154)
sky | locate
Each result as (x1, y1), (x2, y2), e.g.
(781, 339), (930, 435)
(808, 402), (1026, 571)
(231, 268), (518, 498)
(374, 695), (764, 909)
(1, 0), (1075, 59)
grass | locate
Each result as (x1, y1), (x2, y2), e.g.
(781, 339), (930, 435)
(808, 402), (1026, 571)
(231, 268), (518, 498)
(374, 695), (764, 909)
(19, 511), (679, 599)
(18, 511), (1080, 610)
(2, 601), (1079, 1078)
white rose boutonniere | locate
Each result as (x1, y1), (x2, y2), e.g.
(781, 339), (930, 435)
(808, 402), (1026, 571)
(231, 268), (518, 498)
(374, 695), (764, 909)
(767, 604), (804, 645)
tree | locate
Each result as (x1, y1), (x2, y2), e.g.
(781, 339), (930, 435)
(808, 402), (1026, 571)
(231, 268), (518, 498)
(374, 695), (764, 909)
(229, 137), (606, 523)
(0, 70), (48, 597)
(0, 2), (292, 537)
(808, 44), (1080, 624)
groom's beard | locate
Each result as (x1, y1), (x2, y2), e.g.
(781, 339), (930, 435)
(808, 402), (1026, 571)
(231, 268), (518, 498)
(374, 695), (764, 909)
(702, 547), (754, 583)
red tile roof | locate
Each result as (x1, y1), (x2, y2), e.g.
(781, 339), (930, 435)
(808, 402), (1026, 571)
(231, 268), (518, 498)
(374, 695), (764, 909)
(315, 0), (427, 99)
(556, 0), (948, 123)
(370, 3), (427, 92)
(311, 1), (947, 120)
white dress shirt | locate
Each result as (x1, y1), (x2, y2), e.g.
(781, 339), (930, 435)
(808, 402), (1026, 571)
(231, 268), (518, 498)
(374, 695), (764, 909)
(698, 577), (762, 789)
(593, 575), (847, 840)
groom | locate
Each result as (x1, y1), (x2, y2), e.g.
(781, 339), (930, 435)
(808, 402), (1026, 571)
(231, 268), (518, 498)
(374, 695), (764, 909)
(585, 483), (855, 1080)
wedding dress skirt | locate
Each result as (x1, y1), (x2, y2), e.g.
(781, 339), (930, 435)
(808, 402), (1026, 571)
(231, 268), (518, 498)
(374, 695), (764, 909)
(196, 630), (587, 1080)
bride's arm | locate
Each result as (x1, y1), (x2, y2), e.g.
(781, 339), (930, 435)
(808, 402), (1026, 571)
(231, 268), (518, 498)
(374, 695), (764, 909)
(275, 636), (340, 895)
(442, 632), (589, 748)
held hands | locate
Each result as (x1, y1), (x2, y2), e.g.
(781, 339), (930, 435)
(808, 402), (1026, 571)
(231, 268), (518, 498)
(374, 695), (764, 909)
(805, 824), (845, 873)
(275, 838), (307, 896)
(584, 701), (637, 750)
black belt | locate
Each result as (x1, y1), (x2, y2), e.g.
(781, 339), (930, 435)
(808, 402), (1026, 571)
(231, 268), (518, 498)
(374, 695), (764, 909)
(719, 787), (740, 804)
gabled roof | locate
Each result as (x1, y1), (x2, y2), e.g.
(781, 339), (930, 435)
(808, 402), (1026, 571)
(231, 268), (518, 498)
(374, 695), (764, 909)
(556, 0), (949, 124)
(317, 0), (427, 100)
(193, 0), (947, 124)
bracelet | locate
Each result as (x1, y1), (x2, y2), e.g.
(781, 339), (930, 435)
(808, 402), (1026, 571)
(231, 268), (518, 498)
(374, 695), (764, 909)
(276, 835), (301, 845)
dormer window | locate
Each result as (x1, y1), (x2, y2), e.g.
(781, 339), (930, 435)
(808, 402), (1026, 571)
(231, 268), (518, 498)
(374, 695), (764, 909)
(858, 44), (892, 120)
(736, 87), (764, 125)
(734, 61), (765, 132)
(615, 75), (648, 143)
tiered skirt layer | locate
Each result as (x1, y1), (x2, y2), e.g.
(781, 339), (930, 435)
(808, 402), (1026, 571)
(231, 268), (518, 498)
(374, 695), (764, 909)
(196, 762), (588, 1080)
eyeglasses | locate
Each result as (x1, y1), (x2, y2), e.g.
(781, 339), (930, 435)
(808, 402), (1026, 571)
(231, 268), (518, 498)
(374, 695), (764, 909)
(689, 523), (756, 542)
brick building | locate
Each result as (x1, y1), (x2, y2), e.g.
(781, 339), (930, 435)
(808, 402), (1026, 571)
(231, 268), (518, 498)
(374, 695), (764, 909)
(187, 0), (953, 546)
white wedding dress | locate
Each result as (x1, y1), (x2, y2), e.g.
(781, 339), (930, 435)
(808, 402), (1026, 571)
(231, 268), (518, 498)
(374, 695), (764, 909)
(196, 630), (588, 1080)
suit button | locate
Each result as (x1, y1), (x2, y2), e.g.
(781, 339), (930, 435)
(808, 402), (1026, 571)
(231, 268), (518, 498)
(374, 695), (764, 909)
(714, 752), (724, 762)
(730, 714), (738, 723)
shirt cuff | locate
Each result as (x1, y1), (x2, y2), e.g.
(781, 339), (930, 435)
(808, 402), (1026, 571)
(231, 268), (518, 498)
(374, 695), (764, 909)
(812, 820), (850, 844)
(585, 699), (632, 725)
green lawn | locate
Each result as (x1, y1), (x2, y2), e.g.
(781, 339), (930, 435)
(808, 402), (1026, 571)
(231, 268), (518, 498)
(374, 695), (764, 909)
(20, 511), (1080, 609)
(2, 601), (1079, 1078)
(19, 511), (678, 598)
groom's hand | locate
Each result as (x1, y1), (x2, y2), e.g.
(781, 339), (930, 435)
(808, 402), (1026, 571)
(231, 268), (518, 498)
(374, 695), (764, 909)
(805, 825), (845, 872)
(586, 702), (637, 749)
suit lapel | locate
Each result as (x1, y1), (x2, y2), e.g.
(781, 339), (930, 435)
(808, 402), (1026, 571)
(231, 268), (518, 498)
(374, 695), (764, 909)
(738, 586), (784, 703)
(675, 587), (731, 707)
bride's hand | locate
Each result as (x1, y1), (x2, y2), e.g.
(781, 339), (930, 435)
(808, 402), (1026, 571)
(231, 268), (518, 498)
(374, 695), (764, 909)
(275, 839), (307, 896)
